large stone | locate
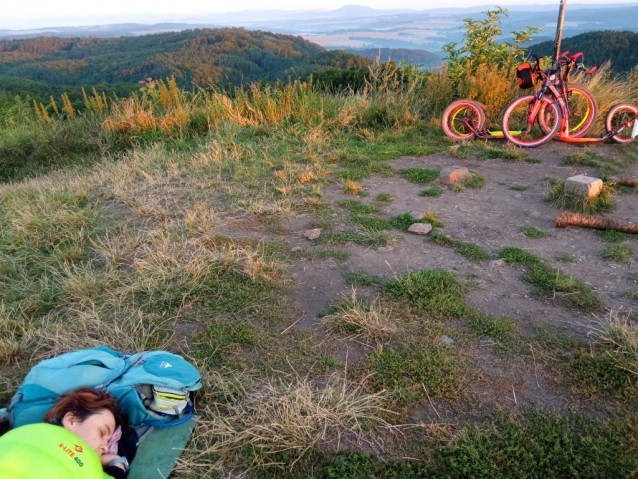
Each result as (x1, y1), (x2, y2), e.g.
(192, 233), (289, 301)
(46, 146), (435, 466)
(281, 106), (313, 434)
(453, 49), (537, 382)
(407, 223), (433, 235)
(439, 166), (469, 184)
(304, 228), (322, 240)
(564, 175), (603, 198)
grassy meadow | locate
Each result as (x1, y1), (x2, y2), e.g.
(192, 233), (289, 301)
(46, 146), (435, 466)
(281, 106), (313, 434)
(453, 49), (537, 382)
(1, 29), (638, 478)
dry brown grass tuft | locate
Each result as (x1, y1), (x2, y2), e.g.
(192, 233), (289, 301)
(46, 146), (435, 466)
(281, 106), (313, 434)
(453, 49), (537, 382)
(321, 291), (398, 340)
(590, 310), (638, 376)
(344, 179), (362, 195)
(579, 62), (638, 134)
(177, 373), (395, 475)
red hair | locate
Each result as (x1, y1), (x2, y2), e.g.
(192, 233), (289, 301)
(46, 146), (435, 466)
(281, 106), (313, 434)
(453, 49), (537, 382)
(44, 387), (124, 426)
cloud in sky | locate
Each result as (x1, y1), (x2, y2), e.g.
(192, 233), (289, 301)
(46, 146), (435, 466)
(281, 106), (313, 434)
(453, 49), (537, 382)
(3, 0), (636, 29)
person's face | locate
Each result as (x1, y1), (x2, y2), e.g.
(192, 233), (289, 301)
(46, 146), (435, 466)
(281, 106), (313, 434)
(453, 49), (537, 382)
(62, 409), (116, 457)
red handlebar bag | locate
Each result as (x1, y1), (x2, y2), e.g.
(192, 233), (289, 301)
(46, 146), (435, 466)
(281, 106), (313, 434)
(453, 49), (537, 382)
(516, 63), (535, 89)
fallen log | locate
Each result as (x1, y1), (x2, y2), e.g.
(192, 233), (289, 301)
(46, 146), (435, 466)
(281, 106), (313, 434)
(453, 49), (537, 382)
(555, 211), (638, 233)
(611, 175), (638, 187)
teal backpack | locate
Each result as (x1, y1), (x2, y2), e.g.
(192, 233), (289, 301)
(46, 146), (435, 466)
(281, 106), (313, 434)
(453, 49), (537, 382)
(6, 346), (201, 429)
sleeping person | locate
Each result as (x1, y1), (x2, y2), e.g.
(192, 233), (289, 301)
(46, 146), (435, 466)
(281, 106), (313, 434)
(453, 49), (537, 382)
(0, 388), (137, 479)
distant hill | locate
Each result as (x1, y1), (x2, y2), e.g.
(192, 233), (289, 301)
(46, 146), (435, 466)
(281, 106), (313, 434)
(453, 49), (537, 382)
(334, 48), (443, 69)
(530, 30), (638, 73)
(0, 28), (372, 95)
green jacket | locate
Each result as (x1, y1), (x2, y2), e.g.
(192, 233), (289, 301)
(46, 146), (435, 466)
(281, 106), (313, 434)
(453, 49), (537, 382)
(0, 423), (113, 479)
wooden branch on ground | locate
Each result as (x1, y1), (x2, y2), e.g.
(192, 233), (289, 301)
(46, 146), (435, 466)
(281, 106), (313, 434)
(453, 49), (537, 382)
(555, 211), (638, 233)
(611, 175), (638, 187)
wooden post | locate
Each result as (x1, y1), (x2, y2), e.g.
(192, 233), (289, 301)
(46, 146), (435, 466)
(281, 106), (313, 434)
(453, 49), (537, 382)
(553, 0), (567, 62)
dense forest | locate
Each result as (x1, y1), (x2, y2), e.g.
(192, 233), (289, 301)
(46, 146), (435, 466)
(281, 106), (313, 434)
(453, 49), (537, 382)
(531, 30), (638, 73)
(0, 28), (371, 99)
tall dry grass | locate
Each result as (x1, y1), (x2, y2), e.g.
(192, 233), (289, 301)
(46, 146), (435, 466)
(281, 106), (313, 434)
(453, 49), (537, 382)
(590, 310), (638, 376)
(321, 290), (398, 340)
(177, 372), (396, 476)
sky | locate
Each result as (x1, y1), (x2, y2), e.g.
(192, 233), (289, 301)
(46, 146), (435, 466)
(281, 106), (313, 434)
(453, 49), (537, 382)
(2, 0), (637, 30)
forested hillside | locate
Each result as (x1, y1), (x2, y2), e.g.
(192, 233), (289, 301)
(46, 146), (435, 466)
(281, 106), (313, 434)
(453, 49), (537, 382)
(336, 48), (443, 69)
(0, 28), (371, 101)
(531, 30), (638, 73)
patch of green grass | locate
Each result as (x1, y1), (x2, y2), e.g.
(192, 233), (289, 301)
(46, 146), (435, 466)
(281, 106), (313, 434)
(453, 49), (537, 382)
(195, 319), (260, 368)
(602, 244), (633, 263)
(560, 150), (623, 176)
(313, 354), (344, 373)
(499, 247), (543, 266)
(478, 145), (527, 162)
(400, 168), (440, 184)
(315, 230), (393, 247)
(509, 184), (529, 191)
(525, 158), (542, 164)
(337, 199), (361, 209)
(546, 178), (615, 214)
(467, 314), (516, 341)
(463, 173), (487, 189)
(376, 193), (392, 202)
(309, 219), (334, 231)
(338, 169), (369, 181)
(381, 269), (471, 318)
(430, 231), (490, 261)
(351, 216), (391, 230)
(324, 411), (638, 479)
(499, 247), (602, 311)
(348, 204), (379, 215)
(449, 144), (473, 159)
(292, 249), (350, 261)
(615, 184), (635, 194)
(419, 187), (444, 197)
(435, 412), (637, 478)
(625, 289), (638, 301)
(569, 353), (636, 399)
(345, 270), (382, 286)
(520, 225), (552, 238)
(390, 212), (443, 231)
(556, 253), (577, 263)
(597, 230), (627, 243)
(365, 345), (459, 400)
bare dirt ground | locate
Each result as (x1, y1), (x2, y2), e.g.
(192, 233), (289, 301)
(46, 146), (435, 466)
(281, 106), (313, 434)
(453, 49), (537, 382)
(224, 141), (638, 421)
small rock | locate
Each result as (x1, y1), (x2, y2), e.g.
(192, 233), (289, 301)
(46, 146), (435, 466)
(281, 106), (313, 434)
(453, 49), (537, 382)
(290, 246), (303, 253)
(304, 228), (322, 240)
(565, 175), (603, 198)
(409, 211), (426, 220)
(440, 335), (455, 345)
(480, 337), (495, 345)
(377, 246), (395, 252)
(312, 287), (317, 290)
(489, 259), (505, 268)
(515, 194), (522, 198)
(439, 166), (470, 184)
(407, 223), (433, 235)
